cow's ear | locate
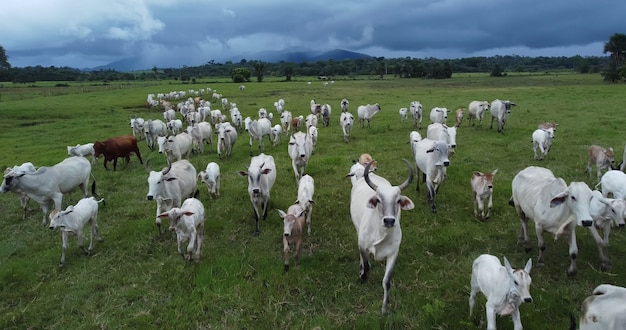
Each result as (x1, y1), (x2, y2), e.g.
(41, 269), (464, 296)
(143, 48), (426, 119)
(524, 258), (532, 273)
(261, 168), (272, 175)
(367, 197), (379, 209)
(472, 171), (483, 178)
(398, 196), (414, 210)
(308, 199), (315, 205)
(237, 171), (248, 177)
(277, 209), (287, 219)
(550, 192), (568, 208)
(182, 211), (194, 216)
(503, 256), (514, 273)
(157, 212), (169, 218)
(426, 148), (435, 153)
(165, 177), (177, 182)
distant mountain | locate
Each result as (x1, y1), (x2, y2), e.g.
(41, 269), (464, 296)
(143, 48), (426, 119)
(89, 48), (372, 72)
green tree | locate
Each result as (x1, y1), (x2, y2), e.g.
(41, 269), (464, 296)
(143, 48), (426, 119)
(282, 63), (294, 81)
(252, 61), (266, 82)
(152, 66), (159, 80)
(490, 64), (504, 77)
(0, 45), (10, 70)
(603, 33), (626, 82)
(231, 67), (251, 82)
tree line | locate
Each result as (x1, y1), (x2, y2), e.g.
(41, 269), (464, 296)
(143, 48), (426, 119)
(1, 33), (624, 84)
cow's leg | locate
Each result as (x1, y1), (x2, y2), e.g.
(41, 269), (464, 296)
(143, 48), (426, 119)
(261, 199), (269, 220)
(490, 116), (495, 129)
(511, 308), (523, 330)
(252, 204), (261, 236)
(60, 232), (69, 267)
(249, 137), (254, 156)
(535, 226), (546, 267)
(486, 194), (493, 219)
(186, 228), (197, 262)
(588, 225), (610, 271)
(194, 225), (203, 263)
(283, 237), (290, 272)
(469, 273), (478, 316)
(566, 228), (578, 275)
(515, 206), (532, 252)
(427, 183), (437, 213)
(292, 162), (300, 184)
(485, 300), (497, 330)
(381, 253), (397, 314)
(76, 229), (87, 255)
(472, 192), (479, 218)
(359, 247), (370, 282)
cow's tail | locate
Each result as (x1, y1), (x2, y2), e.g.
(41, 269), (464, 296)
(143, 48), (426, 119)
(508, 197), (515, 207)
(594, 180), (602, 190)
(90, 174), (105, 207)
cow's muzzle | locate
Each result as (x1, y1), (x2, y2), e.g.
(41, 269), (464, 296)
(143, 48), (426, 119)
(252, 188), (260, 194)
(383, 217), (395, 227)
(582, 220), (593, 227)
(443, 161), (450, 167)
(619, 223), (625, 228)
(147, 195), (154, 201)
(524, 297), (533, 303)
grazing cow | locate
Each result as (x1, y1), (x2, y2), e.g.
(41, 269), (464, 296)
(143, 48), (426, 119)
(427, 123), (457, 154)
(490, 99), (516, 133)
(143, 119), (168, 151)
(67, 143), (96, 164)
(467, 101), (489, 126)
(597, 170), (626, 200)
(469, 254), (533, 330)
(238, 153), (276, 235)
(270, 124), (283, 147)
(340, 98), (349, 112)
(586, 145), (615, 180)
(216, 122), (238, 159)
(357, 103), (382, 128)
(295, 174), (315, 235)
(471, 169), (498, 220)
(409, 101), (423, 129)
(2, 162), (37, 219)
(340, 111), (355, 143)
(455, 108), (465, 127)
(278, 203), (306, 271)
(413, 138), (450, 213)
(186, 122), (213, 154)
(1, 156), (93, 225)
(588, 190), (626, 270)
(510, 166), (596, 275)
(429, 107), (448, 125)
(288, 132), (313, 183)
(146, 159), (198, 235)
(398, 107), (408, 122)
(157, 133), (192, 164)
(244, 117), (272, 156)
(350, 160), (414, 314)
(94, 135), (143, 171)
(531, 127), (555, 160)
(321, 104), (331, 127)
(579, 284), (626, 330)
(48, 197), (104, 267)
(130, 117), (145, 140)
(280, 111), (292, 136)
(198, 162), (220, 199)
(157, 197), (205, 262)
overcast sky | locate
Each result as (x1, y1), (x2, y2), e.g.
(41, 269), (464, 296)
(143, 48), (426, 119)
(1, 0), (622, 69)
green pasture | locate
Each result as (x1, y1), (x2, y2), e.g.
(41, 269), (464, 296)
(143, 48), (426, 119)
(0, 73), (625, 329)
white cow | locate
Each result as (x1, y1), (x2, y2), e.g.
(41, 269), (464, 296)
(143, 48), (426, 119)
(586, 145), (615, 180)
(216, 122), (238, 159)
(409, 131), (422, 156)
(340, 111), (355, 142)
(340, 98), (349, 112)
(2, 162), (37, 219)
(280, 111), (292, 136)
(413, 138), (450, 213)
(48, 196), (104, 267)
(305, 114), (318, 129)
(288, 132), (313, 183)
(398, 108), (408, 123)
(258, 107), (268, 119)
(274, 98), (284, 114)
(238, 153), (276, 235)
(597, 170), (626, 200)
(0, 156), (93, 225)
(130, 117), (145, 140)
(157, 133), (192, 163)
(579, 284), (626, 330)
(468, 101), (489, 126)
(350, 160), (414, 314)
(310, 99), (322, 117)
(244, 117), (272, 156)
(270, 124), (283, 147)
(163, 109), (176, 122)
(307, 126), (318, 150)
(146, 159), (197, 235)
(469, 254), (533, 330)
(295, 174), (315, 235)
(427, 123), (457, 153)
(588, 190), (626, 270)
(409, 101), (423, 129)
(157, 197), (205, 262)
(67, 143), (96, 164)
(510, 166), (596, 275)
(357, 103), (382, 128)
(471, 169), (498, 220)
(429, 107), (448, 125)
(531, 127), (555, 160)
(198, 162), (220, 199)
(143, 119), (168, 151)
(321, 104), (331, 127)
(490, 99), (516, 134)
(186, 122), (212, 154)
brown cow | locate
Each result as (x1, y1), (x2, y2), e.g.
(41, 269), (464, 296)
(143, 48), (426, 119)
(93, 135), (143, 171)
(471, 169), (498, 220)
(586, 145), (615, 180)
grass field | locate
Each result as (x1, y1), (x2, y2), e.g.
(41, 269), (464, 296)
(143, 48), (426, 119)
(1, 73), (626, 329)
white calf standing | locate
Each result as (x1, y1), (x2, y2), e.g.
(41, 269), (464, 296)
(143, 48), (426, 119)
(471, 169), (498, 220)
(586, 145), (615, 180)
(399, 108), (408, 123)
(307, 126), (318, 151)
(278, 203), (306, 272)
(67, 143), (96, 164)
(270, 124), (283, 147)
(198, 162), (220, 199)
(340, 111), (354, 143)
(157, 197), (205, 262)
(588, 190), (626, 270)
(532, 127), (554, 160)
(295, 174), (315, 235)
(597, 170), (626, 200)
(48, 197), (104, 267)
(410, 101), (423, 129)
(469, 254), (532, 330)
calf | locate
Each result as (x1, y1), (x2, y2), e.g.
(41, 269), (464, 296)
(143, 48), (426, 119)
(288, 132), (313, 183)
(340, 98), (349, 112)
(48, 197), (104, 267)
(469, 254), (532, 330)
(409, 101), (423, 129)
(198, 162), (220, 199)
(157, 197), (205, 262)
(67, 143), (96, 164)
(471, 169), (498, 220)
(295, 174), (315, 235)
(532, 127), (554, 160)
(588, 190), (626, 270)
(186, 122), (213, 154)
(2, 162), (37, 219)
(579, 284), (626, 330)
(278, 203), (306, 271)
(597, 170), (626, 200)
(280, 111), (292, 135)
(238, 153), (276, 235)
(585, 145), (615, 180)
(130, 117), (145, 140)
(455, 108), (465, 127)
(270, 124), (283, 147)
(340, 112), (355, 143)
(468, 101), (489, 126)
(216, 122), (238, 159)
(399, 107), (408, 123)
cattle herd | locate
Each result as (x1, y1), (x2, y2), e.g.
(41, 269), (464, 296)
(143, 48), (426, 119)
(3, 85), (626, 328)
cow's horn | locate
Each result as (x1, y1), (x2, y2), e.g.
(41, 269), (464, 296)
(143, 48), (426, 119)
(398, 159), (414, 191)
(364, 161), (378, 191)
(145, 159), (153, 173)
(162, 159), (172, 175)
